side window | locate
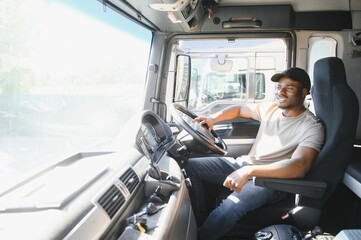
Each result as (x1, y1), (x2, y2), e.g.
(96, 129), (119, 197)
(307, 36), (337, 83)
(0, 0), (152, 186)
(306, 36), (337, 112)
(173, 38), (288, 111)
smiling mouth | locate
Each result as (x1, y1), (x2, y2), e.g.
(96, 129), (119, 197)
(277, 97), (287, 103)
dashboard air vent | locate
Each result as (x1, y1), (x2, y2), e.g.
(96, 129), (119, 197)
(119, 168), (139, 194)
(98, 184), (125, 219)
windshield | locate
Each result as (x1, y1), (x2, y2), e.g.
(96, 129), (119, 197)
(178, 38), (287, 110)
(0, 0), (152, 192)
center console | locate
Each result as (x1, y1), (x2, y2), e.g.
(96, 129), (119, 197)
(118, 156), (197, 240)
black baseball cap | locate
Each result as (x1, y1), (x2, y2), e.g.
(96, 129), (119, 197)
(271, 67), (311, 93)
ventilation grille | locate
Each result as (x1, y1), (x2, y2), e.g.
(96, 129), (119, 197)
(98, 184), (125, 219)
(119, 168), (139, 194)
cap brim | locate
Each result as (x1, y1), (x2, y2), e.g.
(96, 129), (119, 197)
(271, 73), (285, 82)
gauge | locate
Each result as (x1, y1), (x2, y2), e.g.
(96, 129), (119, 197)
(143, 123), (160, 148)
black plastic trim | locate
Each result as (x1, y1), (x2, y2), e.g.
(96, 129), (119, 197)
(254, 177), (327, 199)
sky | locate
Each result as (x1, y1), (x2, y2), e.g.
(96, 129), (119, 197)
(58, 0), (151, 41)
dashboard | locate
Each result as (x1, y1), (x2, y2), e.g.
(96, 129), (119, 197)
(0, 110), (196, 240)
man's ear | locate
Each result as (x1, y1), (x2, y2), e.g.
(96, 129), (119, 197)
(302, 88), (309, 97)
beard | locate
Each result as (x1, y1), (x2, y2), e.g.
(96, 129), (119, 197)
(277, 101), (290, 109)
(276, 95), (304, 110)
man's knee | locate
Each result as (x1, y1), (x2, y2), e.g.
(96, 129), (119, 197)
(219, 196), (248, 220)
(184, 157), (210, 176)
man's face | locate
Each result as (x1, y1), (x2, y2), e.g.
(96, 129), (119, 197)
(275, 77), (307, 110)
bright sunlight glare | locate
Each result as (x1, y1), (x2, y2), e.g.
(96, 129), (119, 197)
(19, 0), (150, 95)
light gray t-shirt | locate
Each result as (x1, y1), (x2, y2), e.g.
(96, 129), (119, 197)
(239, 101), (324, 165)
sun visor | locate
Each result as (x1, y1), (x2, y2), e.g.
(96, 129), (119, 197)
(210, 54), (233, 72)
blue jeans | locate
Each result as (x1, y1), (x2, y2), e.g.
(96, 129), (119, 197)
(185, 157), (286, 240)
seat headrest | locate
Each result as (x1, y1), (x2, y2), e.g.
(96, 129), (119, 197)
(311, 57), (347, 95)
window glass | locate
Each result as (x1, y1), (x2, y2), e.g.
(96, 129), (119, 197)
(175, 38), (287, 111)
(0, 0), (152, 192)
(308, 36), (337, 83)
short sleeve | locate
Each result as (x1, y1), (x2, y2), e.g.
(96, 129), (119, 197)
(299, 117), (325, 152)
(249, 101), (277, 121)
(299, 114), (325, 151)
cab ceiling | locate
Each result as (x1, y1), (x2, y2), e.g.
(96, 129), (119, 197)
(104, 0), (359, 33)
(219, 0), (359, 11)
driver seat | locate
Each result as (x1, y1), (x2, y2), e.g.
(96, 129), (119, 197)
(229, 57), (359, 237)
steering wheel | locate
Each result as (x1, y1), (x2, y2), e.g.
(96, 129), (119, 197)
(169, 103), (227, 155)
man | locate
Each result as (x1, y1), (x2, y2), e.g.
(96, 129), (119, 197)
(185, 67), (325, 240)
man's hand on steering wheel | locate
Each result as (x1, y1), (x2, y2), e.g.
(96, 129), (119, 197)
(192, 116), (215, 131)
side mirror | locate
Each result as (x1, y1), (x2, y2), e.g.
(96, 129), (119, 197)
(174, 54), (191, 103)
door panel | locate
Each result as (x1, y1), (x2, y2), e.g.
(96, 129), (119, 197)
(214, 118), (260, 158)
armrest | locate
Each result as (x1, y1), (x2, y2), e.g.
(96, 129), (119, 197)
(253, 177), (327, 199)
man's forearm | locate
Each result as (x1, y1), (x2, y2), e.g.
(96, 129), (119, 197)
(246, 146), (318, 180)
(247, 158), (310, 179)
(209, 106), (241, 124)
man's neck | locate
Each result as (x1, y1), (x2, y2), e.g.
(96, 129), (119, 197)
(282, 106), (307, 117)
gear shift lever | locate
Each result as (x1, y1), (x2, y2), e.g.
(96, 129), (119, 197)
(304, 226), (323, 240)
(148, 162), (162, 180)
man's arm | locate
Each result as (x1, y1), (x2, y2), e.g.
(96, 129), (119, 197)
(223, 146), (319, 192)
(194, 104), (255, 130)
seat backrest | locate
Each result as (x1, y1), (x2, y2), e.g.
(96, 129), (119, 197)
(298, 57), (359, 208)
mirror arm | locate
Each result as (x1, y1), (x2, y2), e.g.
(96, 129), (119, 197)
(150, 97), (167, 118)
